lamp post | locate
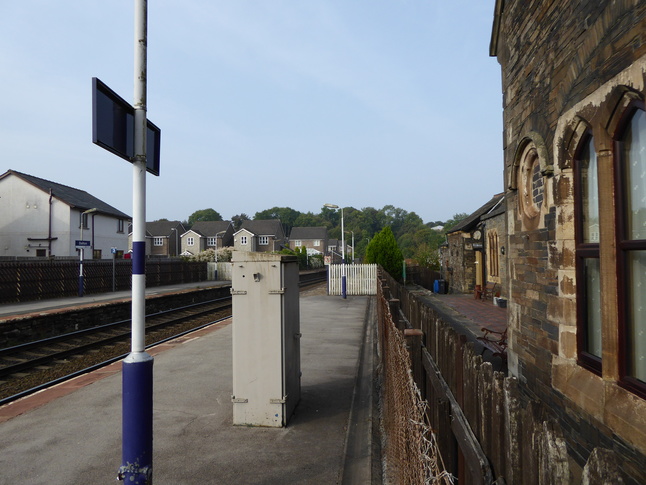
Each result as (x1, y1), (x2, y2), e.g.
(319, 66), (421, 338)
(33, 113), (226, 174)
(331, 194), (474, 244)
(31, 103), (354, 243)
(324, 203), (346, 299)
(171, 227), (179, 257)
(213, 230), (226, 280)
(78, 208), (97, 297)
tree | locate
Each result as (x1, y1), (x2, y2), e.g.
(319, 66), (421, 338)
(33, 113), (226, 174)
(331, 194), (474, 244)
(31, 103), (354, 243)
(293, 211), (327, 229)
(412, 243), (440, 269)
(187, 208), (223, 227)
(365, 226), (404, 280)
(443, 212), (469, 232)
(254, 207), (301, 234)
(231, 213), (250, 231)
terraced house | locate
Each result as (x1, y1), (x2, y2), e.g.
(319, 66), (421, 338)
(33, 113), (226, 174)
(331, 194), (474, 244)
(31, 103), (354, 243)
(491, 0), (646, 482)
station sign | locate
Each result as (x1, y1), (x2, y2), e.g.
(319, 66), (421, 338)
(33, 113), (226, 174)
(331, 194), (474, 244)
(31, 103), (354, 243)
(75, 240), (91, 248)
(91, 77), (161, 176)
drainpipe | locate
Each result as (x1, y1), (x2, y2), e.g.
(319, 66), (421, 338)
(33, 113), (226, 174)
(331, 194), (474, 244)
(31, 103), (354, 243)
(91, 213), (96, 258)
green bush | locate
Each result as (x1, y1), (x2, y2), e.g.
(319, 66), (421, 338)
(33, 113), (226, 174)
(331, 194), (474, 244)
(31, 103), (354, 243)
(365, 226), (403, 280)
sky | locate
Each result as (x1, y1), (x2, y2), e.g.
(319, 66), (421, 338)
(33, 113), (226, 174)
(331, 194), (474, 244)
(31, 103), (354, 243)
(0, 1), (503, 225)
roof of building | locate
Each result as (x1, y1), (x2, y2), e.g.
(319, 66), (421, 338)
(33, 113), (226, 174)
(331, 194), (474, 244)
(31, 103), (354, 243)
(289, 227), (328, 240)
(447, 193), (505, 234)
(1, 169), (130, 219)
(190, 221), (232, 237)
(146, 220), (185, 237)
(237, 219), (284, 238)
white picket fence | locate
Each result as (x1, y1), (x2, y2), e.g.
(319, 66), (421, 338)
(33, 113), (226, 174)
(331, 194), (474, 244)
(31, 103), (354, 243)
(327, 263), (378, 296)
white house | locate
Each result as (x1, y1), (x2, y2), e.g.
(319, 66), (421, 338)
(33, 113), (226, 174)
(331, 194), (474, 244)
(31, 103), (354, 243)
(0, 170), (131, 259)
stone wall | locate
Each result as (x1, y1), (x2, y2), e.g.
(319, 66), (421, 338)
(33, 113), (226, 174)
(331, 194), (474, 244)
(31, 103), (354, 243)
(444, 232), (476, 294)
(483, 211), (507, 297)
(494, 0), (646, 482)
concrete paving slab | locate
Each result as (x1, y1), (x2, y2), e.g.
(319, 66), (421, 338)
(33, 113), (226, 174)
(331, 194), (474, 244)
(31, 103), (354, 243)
(0, 294), (373, 485)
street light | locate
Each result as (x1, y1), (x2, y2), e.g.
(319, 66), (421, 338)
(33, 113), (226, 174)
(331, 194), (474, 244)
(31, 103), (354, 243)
(213, 230), (227, 280)
(324, 203), (346, 299)
(78, 208), (98, 297)
(346, 230), (354, 263)
(171, 226), (179, 257)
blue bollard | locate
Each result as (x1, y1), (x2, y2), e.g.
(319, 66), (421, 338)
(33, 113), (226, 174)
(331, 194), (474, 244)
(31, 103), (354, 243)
(118, 352), (154, 484)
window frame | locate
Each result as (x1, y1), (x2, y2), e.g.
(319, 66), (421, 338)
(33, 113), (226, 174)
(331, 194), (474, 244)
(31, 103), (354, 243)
(153, 237), (164, 247)
(487, 231), (499, 278)
(187, 237), (195, 247)
(207, 237), (217, 247)
(574, 131), (603, 374)
(259, 236), (269, 246)
(240, 235), (248, 245)
(614, 100), (646, 397)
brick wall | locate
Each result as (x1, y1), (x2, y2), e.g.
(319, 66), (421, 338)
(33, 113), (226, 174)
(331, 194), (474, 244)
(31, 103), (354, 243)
(494, 0), (646, 482)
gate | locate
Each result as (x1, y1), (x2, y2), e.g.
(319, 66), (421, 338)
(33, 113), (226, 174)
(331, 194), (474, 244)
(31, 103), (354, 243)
(327, 263), (377, 296)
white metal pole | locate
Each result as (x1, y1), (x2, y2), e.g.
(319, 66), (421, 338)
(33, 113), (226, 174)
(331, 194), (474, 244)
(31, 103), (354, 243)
(341, 207), (346, 298)
(119, 0), (153, 483)
(78, 223), (84, 297)
(131, 0), (147, 354)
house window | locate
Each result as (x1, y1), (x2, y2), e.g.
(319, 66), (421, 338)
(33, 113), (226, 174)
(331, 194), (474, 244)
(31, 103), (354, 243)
(187, 237), (195, 246)
(36, 249), (47, 257)
(80, 213), (89, 229)
(259, 236), (269, 245)
(117, 219), (125, 233)
(240, 236), (248, 245)
(93, 249), (102, 259)
(293, 240), (302, 247)
(616, 105), (646, 391)
(314, 240), (320, 247)
(575, 133), (602, 372)
(153, 237), (164, 246)
(207, 237), (217, 247)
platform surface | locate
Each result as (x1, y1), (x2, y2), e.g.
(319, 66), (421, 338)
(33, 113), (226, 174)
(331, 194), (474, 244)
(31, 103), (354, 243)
(0, 293), (374, 485)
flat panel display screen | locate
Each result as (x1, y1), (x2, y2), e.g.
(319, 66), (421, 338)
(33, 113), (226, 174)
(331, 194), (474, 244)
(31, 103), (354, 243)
(92, 77), (160, 176)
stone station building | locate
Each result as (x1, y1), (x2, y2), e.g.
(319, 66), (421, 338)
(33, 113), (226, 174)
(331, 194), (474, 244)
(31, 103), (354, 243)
(491, 0), (646, 482)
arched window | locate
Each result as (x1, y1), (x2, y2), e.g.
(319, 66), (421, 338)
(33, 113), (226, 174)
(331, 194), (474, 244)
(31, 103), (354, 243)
(616, 104), (646, 393)
(574, 133), (601, 372)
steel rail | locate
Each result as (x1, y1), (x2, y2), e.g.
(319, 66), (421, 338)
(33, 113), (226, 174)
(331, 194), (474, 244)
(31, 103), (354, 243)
(0, 315), (231, 407)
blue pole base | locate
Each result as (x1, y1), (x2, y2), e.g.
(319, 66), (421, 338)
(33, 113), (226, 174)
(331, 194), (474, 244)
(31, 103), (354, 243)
(342, 275), (347, 299)
(78, 275), (84, 297)
(118, 352), (154, 484)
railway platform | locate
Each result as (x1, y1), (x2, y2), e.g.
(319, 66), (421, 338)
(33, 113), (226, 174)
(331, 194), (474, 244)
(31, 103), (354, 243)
(0, 290), (377, 484)
(0, 280), (231, 319)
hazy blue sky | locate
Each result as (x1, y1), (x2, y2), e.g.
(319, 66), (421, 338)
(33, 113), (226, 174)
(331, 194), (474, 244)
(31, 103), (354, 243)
(0, 1), (503, 224)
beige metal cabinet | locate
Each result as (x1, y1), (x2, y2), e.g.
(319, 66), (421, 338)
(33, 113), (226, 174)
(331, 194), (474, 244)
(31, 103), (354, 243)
(231, 252), (301, 427)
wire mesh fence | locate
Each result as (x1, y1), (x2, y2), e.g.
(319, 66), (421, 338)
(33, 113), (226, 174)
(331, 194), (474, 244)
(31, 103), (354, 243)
(377, 276), (454, 485)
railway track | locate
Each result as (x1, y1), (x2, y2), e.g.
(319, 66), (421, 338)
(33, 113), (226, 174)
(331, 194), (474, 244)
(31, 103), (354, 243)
(0, 277), (327, 405)
(0, 298), (232, 404)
